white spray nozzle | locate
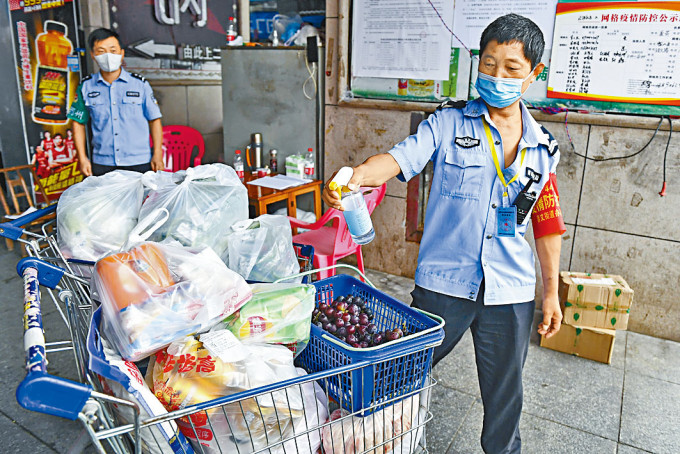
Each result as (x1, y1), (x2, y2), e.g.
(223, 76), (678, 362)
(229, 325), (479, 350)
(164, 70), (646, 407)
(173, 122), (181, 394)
(328, 167), (354, 198)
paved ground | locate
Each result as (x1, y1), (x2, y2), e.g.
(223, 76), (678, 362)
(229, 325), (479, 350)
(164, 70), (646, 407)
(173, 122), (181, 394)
(0, 249), (678, 453)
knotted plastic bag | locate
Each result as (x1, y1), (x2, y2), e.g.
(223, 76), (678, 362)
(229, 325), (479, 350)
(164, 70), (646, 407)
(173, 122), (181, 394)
(57, 170), (145, 261)
(127, 164), (248, 261)
(226, 215), (300, 282)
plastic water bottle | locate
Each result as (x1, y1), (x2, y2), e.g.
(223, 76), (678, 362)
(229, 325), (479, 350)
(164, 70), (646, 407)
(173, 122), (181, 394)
(227, 17), (238, 44)
(304, 148), (315, 179)
(234, 149), (244, 181)
(329, 167), (375, 245)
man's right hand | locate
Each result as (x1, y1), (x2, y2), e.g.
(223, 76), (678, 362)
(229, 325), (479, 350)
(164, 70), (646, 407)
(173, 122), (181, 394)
(322, 167), (364, 211)
(78, 156), (92, 177)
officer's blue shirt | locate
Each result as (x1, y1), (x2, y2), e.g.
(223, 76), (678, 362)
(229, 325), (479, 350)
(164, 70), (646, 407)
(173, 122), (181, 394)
(389, 98), (560, 305)
(67, 68), (162, 166)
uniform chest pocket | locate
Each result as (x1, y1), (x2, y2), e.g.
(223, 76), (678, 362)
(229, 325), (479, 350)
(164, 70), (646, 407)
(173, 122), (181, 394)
(122, 96), (143, 113)
(441, 147), (487, 200)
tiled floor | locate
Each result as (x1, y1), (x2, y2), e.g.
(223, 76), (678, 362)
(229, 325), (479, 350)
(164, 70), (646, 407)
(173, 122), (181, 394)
(0, 253), (678, 453)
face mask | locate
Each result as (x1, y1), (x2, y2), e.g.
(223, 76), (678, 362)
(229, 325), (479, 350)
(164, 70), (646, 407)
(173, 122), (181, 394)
(94, 52), (122, 72)
(475, 70), (534, 108)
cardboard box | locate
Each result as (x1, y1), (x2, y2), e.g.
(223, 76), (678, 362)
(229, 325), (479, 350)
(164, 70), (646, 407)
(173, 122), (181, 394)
(559, 272), (633, 330)
(540, 324), (616, 364)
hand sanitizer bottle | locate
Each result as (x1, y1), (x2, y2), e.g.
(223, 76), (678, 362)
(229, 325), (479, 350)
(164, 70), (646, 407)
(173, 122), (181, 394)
(329, 167), (375, 245)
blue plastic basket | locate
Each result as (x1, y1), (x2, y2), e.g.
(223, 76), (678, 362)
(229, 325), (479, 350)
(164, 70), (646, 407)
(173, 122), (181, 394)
(296, 274), (444, 414)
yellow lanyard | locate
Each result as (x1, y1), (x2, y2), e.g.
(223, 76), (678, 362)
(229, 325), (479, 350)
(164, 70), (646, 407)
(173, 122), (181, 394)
(482, 117), (526, 199)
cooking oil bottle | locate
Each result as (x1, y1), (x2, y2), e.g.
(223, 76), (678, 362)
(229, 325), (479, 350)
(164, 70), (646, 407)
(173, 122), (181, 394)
(32, 20), (73, 124)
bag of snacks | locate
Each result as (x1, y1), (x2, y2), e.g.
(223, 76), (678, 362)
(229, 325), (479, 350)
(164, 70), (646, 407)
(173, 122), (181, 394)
(93, 242), (251, 360)
(149, 332), (326, 453)
(217, 283), (315, 356)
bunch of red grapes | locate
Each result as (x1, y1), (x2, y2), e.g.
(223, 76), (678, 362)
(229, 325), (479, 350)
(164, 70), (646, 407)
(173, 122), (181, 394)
(312, 294), (407, 348)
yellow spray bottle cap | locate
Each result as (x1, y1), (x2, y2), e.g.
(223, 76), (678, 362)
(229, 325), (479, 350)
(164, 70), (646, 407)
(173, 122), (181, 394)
(328, 166), (354, 199)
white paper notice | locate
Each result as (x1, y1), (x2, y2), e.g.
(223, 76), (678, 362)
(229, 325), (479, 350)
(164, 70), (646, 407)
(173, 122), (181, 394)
(548, 4), (680, 104)
(452, 0), (559, 50)
(352, 0), (453, 80)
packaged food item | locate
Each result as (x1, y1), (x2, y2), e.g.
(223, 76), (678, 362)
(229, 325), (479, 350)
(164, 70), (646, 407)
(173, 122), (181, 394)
(226, 215), (301, 282)
(149, 333), (327, 453)
(86, 308), (193, 454)
(285, 154), (306, 178)
(57, 170), (145, 261)
(94, 242), (252, 361)
(322, 394), (421, 454)
(128, 164), (248, 261)
(218, 283), (315, 355)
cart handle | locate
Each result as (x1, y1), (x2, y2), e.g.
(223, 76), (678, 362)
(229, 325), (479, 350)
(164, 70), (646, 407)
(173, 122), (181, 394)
(274, 264), (376, 287)
(0, 204), (56, 241)
(17, 264), (92, 420)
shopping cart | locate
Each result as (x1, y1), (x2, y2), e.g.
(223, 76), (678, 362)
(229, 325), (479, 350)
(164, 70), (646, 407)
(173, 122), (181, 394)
(1, 205), (444, 454)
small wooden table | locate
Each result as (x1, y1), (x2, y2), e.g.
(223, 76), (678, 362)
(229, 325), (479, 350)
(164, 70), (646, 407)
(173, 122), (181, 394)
(244, 172), (323, 231)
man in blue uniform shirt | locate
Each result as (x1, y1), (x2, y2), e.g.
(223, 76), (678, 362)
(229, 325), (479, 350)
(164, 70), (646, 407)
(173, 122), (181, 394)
(68, 28), (164, 176)
(323, 14), (565, 454)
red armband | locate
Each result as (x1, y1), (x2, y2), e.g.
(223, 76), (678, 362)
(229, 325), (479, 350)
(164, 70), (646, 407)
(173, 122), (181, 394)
(531, 173), (566, 238)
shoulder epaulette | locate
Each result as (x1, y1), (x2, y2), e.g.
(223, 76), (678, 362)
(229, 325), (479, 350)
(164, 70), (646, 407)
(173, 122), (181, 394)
(130, 72), (147, 83)
(436, 100), (467, 111)
(81, 74), (93, 82)
(540, 125), (559, 156)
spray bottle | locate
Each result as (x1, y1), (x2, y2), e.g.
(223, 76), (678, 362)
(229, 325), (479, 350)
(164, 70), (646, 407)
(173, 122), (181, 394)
(329, 167), (375, 245)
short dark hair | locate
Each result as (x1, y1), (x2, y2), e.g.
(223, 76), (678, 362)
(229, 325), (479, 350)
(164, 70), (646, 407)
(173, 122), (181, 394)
(479, 14), (545, 69)
(88, 28), (121, 51)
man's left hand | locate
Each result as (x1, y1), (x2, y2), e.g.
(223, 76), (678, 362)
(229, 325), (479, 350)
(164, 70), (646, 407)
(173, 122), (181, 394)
(151, 153), (165, 172)
(538, 293), (562, 338)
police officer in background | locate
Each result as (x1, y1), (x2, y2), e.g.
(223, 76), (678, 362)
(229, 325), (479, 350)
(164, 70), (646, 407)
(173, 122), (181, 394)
(323, 14), (566, 454)
(68, 28), (164, 176)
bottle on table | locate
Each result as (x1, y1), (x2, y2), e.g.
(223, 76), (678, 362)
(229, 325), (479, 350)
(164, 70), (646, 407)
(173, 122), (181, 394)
(226, 16), (238, 44)
(304, 147), (315, 179)
(329, 167), (375, 245)
(269, 149), (278, 173)
(234, 149), (244, 181)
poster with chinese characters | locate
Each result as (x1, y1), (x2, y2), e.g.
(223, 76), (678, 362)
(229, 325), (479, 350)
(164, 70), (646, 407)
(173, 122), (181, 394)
(548, 1), (680, 105)
(9, 0), (85, 201)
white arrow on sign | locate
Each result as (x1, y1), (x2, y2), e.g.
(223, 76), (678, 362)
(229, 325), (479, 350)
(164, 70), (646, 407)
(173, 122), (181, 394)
(130, 39), (176, 58)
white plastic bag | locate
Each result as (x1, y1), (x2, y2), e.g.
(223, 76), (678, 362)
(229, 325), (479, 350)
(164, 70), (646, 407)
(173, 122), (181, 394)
(128, 164), (248, 260)
(149, 333), (327, 454)
(322, 394), (421, 454)
(273, 207), (316, 232)
(227, 215), (300, 282)
(57, 170), (145, 261)
(93, 242), (252, 361)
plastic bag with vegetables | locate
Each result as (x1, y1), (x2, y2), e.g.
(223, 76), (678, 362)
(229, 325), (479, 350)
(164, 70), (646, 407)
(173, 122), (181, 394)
(217, 283), (315, 356)
(127, 164), (248, 260)
(226, 215), (301, 282)
(57, 170), (145, 261)
(149, 332), (326, 453)
(93, 241), (252, 361)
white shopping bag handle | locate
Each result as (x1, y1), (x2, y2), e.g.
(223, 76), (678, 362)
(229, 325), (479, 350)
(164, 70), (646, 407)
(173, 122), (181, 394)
(125, 208), (170, 247)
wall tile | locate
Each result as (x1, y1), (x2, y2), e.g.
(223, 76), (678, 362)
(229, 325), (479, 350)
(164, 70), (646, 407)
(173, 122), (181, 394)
(152, 85), (188, 127)
(570, 227), (680, 341)
(578, 125), (680, 241)
(187, 85), (224, 135)
(324, 105), (414, 198)
(540, 120), (589, 225)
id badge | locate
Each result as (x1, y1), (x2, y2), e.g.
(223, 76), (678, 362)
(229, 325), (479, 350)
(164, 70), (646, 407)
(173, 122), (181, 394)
(497, 206), (517, 237)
